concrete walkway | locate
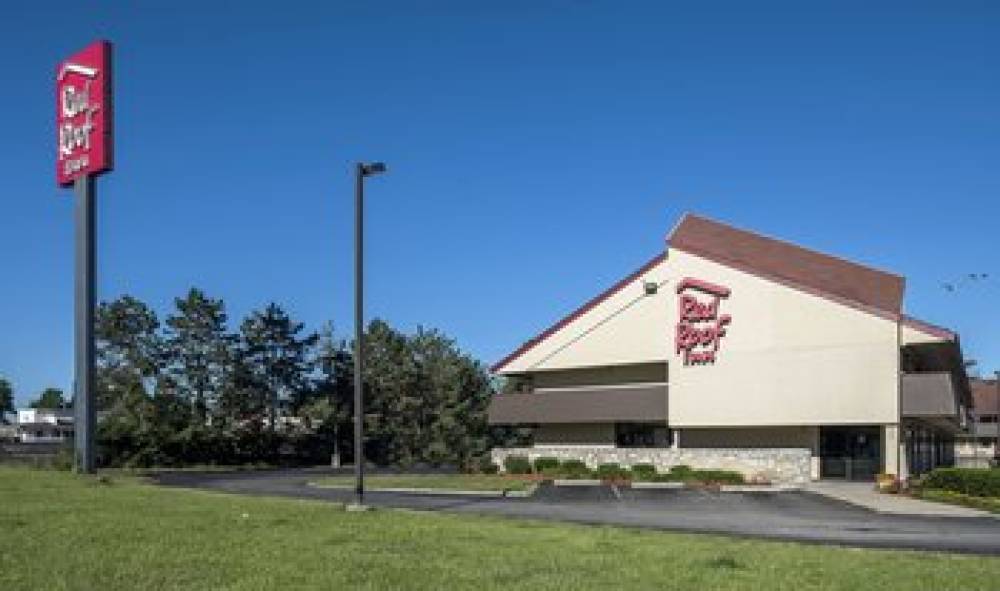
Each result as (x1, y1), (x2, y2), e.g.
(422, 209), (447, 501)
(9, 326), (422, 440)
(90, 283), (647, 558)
(805, 480), (994, 517)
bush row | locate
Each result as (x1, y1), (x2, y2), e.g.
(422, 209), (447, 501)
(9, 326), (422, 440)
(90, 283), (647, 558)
(922, 467), (1000, 498)
(501, 456), (744, 484)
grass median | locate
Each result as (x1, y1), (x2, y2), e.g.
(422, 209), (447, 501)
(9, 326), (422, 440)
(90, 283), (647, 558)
(2, 466), (999, 590)
(310, 473), (535, 492)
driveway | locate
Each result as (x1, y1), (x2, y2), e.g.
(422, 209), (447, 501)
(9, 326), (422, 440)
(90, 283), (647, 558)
(151, 469), (1000, 555)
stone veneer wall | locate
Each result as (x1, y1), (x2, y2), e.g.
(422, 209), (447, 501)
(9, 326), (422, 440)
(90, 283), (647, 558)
(491, 446), (812, 484)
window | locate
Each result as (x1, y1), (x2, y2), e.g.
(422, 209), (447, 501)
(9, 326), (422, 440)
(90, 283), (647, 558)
(615, 423), (671, 448)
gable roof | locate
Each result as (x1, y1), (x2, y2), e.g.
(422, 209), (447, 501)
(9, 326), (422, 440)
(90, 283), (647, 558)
(490, 251), (667, 373)
(668, 213), (905, 319)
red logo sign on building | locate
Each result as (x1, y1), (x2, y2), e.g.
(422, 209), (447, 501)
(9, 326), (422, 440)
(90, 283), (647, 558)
(675, 278), (732, 365)
(56, 40), (113, 186)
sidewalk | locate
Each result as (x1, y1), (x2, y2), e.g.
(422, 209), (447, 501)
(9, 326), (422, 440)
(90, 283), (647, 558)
(805, 480), (996, 518)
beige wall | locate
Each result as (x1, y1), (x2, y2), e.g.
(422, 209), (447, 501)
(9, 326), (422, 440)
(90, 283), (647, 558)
(499, 255), (671, 372)
(534, 423), (615, 446)
(669, 249), (900, 427)
(531, 363), (667, 389)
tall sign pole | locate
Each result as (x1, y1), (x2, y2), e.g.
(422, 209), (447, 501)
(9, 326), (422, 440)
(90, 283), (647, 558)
(57, 40), (113, 473)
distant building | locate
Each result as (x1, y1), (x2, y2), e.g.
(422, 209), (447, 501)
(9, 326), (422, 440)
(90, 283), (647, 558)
(955, 378), (999, 468)
(15, 408), (75, 444)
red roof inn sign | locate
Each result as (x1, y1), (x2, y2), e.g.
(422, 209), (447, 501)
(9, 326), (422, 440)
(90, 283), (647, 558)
(58, 40), (114, 474)
(56, 40), (112, 186)
(675, 278), (732, 366)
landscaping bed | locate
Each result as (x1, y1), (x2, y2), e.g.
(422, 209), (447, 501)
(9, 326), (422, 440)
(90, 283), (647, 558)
(501, 456), (749, 486)
(907, 467), (1000, 514)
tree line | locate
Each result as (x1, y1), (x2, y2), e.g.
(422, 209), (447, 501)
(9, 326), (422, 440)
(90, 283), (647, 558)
(30, 288), (525, 468)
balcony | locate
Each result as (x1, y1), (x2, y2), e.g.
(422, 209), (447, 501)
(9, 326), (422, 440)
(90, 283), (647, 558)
(901, 372), (965, 432)
(487, 384), (668, 425)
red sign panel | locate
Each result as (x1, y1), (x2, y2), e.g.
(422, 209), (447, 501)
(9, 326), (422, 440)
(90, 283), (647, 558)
(56, 40), (113, 186)
(675, 278), (732, 365)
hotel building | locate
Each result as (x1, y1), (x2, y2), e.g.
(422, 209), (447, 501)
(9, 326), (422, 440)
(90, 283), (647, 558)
(488, 214), (972, 483)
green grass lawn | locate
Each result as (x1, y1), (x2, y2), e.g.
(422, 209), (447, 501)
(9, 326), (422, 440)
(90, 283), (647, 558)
(2, 467), (1000, 590)
(311, 473), (535, 492)
(914, 488), (1000, 514)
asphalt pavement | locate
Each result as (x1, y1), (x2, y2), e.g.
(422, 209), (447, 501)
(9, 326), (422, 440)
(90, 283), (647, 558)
(151, 469), (1000, 555)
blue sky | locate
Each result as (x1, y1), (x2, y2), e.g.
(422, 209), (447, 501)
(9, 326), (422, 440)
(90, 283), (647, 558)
(2, 1), (997, 406)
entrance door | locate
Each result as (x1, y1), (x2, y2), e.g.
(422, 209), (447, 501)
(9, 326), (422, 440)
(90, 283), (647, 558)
(820, 426), (881, 481)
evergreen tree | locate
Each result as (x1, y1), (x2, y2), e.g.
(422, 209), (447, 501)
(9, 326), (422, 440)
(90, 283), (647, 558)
(239, 303), (317, 431)
(96, 295), (162, 410)
(94, 296), (163, 465)
(164, 289), (233, 425)
(0, 377), (14, 422)
(308, 324), (354, 460)
(30, 387), (67, 409)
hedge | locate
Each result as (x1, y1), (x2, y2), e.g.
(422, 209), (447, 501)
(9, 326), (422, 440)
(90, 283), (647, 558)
(631, 463), (658, 481)
(532, 457), (561, 474)
(503, 455), (532, 475)
(595, 463), (630, 481)
(923, 468), (1000, 498)
(559, 460), (593, 479)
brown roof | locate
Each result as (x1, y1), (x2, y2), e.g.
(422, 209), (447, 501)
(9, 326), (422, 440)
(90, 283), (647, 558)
(901, 315), (956, 341)
(972, 379), (999, 414)
(668, 214), (905, 319)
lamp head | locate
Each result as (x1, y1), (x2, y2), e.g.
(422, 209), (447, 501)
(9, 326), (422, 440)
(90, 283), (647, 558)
(361, 162), (387, 176)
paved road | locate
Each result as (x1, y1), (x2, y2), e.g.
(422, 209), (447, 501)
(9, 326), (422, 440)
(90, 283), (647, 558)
(151, 469), (1000, 555)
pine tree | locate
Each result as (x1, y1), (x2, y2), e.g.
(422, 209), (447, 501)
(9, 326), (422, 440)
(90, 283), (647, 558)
(0, 377), (14, 422)
(164, 289), (233, 425)
(239, 303), (317, 431)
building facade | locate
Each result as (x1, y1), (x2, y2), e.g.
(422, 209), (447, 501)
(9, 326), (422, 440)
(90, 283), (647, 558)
(955, 378), (999, 468)
(488, 214), (972, 483)
(15, 408), (75, 444)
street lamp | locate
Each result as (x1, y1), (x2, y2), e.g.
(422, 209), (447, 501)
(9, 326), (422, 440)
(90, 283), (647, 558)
(352, 161), (386, 509)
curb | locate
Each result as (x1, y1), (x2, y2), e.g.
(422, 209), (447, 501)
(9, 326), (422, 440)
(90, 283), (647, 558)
(551, 480), (800, 492)
(551, 479), (602, 487)
(307, 482), (534, 498)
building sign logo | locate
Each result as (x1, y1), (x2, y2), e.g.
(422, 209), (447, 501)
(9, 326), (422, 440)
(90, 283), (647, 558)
(56, 40), (112, 186)
(675, 278), (731, 365)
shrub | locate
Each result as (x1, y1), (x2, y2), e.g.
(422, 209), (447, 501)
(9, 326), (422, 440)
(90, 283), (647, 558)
(556, 459), (592, 479)
(654, 465), (743, 484)
(503, 455), (532, 475)
(670, 464), (693, 477)
(559, 459), (593, 479)
(631, 463), (658, 481)
(596, 463), (631, 481)
(480, 462), (500, 475)
(692, 469), (744, 485)
(923, 468), (1000, 498)
(532, 456), (561, 474)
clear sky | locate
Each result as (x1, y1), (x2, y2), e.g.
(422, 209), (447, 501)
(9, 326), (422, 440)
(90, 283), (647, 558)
(2, 2), (997, 407)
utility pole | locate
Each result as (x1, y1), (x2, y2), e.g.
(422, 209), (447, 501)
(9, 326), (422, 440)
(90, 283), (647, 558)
(351, 161), (385, 509)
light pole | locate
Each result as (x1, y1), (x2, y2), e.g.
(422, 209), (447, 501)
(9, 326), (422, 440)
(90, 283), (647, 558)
(353, 161), (386, 509)
(995, 371), (999, 466)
